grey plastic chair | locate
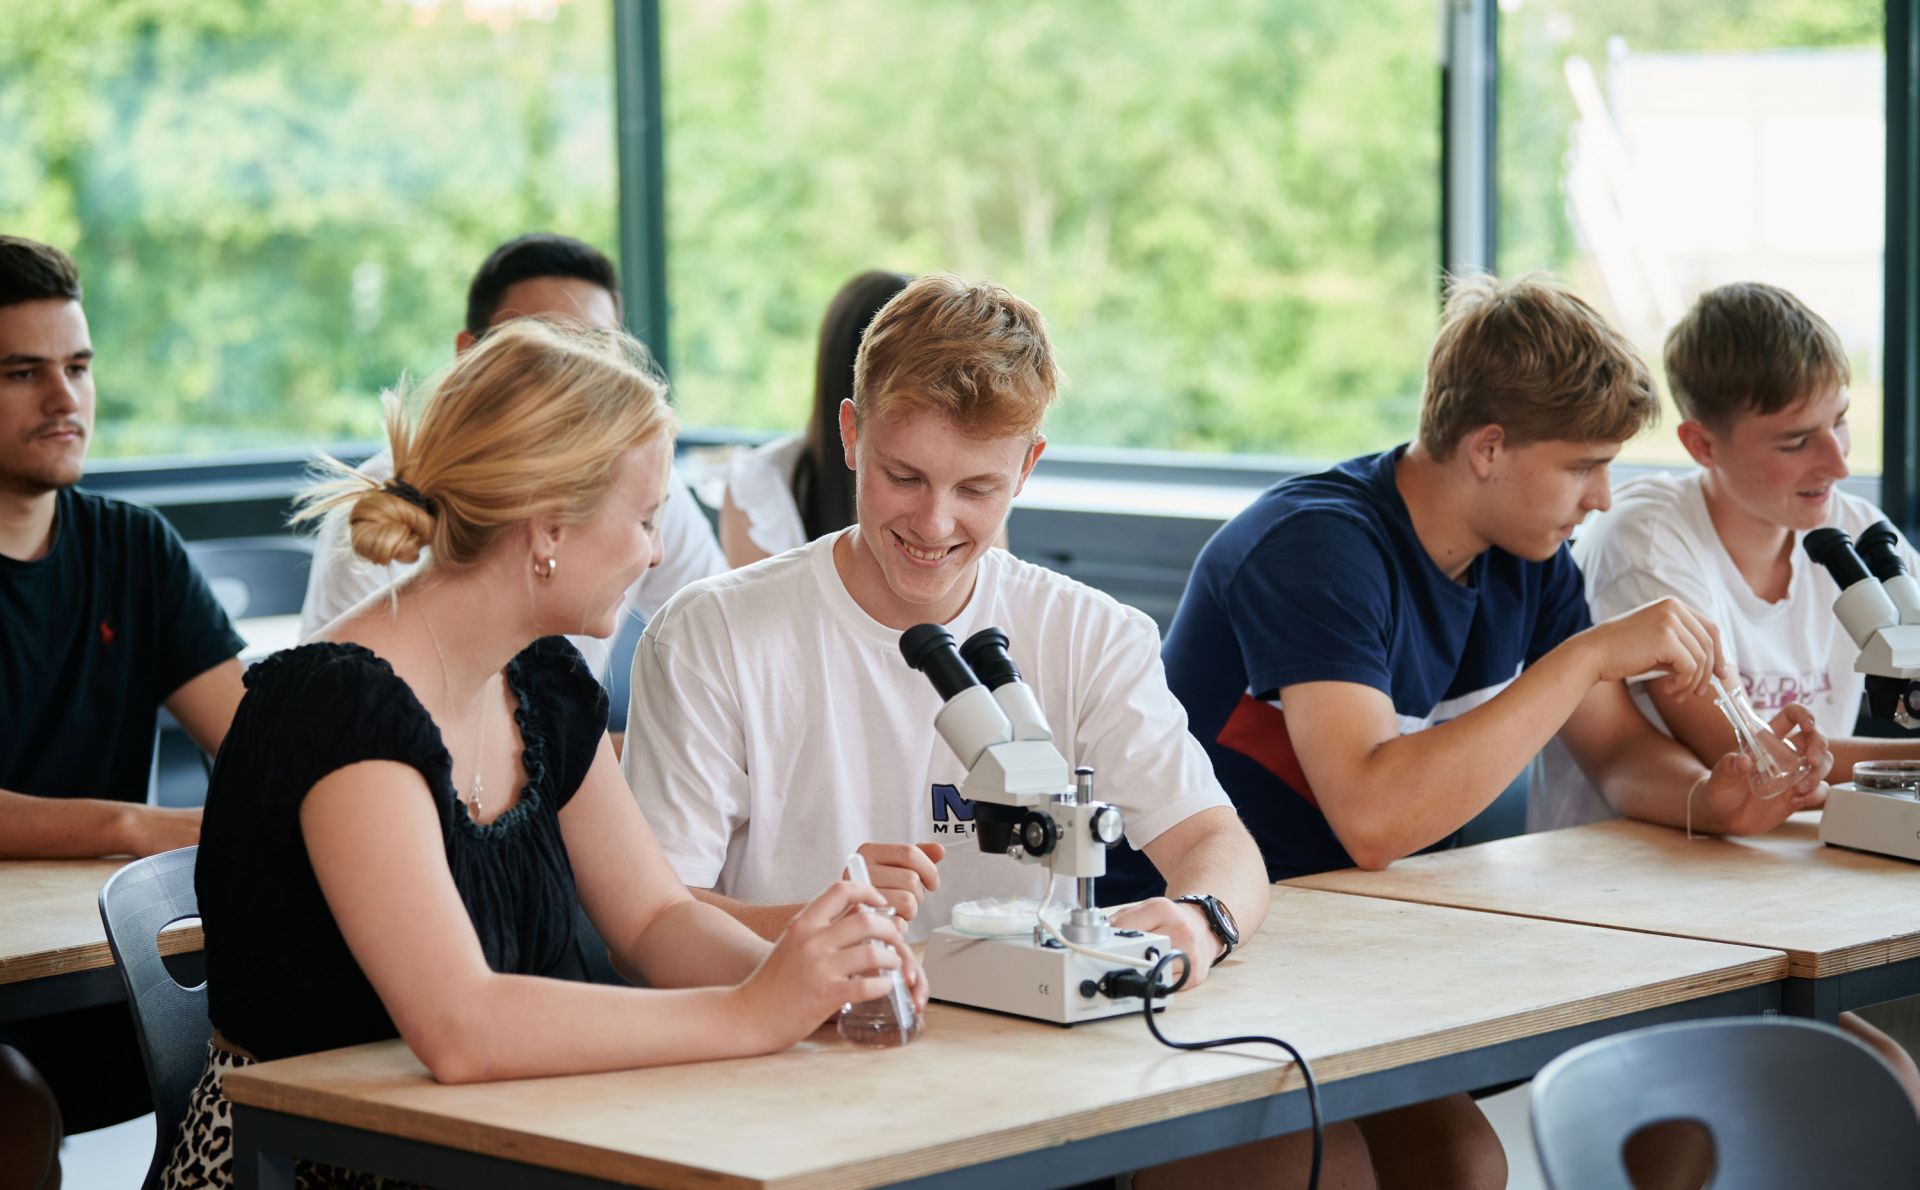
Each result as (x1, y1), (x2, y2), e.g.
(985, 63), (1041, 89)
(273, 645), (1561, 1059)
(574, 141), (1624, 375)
(603, 611), (646, 733)
(154, 536), (315, 807)
(1531, 1016), (1920, 1189)
(184, 535), (314, 619)
(98, 847), (209, 1190)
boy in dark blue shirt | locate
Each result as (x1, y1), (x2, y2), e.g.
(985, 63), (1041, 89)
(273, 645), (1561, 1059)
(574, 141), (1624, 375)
(1144, 274), (1830, 1189)
(1166, 442), (1598, 877)
(1162, 274), (1827, 886)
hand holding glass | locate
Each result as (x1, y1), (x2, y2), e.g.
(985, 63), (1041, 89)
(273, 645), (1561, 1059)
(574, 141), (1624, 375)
(836, 853), (923, 1048)
(1710, 676), (1817, 800)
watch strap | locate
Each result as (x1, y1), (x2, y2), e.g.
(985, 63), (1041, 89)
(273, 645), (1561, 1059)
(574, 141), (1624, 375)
(1175, 893), (1236, 966)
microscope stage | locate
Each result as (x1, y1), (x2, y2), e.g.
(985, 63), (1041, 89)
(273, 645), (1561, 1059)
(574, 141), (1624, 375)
(924, 925), (1173, 1025)
(1820, 783), (1920, 864)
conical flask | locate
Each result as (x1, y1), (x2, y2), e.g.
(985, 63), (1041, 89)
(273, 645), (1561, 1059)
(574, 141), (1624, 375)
(836, 854), (922, 1048)
(1710, 675), (1816, 800)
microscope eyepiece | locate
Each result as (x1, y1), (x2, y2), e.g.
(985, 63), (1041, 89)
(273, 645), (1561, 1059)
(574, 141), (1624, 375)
(959, 628), (1023, 690)
(900, 624), (982, 702)
(1857, 520), (1909, 582)
(1805, 527), (1873, 591)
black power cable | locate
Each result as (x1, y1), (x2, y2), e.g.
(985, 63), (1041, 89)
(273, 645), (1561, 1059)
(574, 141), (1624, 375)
(1127, 950), (1324, 1190)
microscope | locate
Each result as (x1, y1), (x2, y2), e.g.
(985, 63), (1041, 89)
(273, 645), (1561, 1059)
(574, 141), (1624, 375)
(900, 624), (1174, 1024)
(1803, 521), (1920, 862)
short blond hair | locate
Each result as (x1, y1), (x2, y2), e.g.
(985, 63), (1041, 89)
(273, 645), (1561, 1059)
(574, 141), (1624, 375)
(852, 273), (1059, 438)
(1419, 273), (1657, 459)
(296, 318), (675, 568)
(1664, 282), (1850, 432)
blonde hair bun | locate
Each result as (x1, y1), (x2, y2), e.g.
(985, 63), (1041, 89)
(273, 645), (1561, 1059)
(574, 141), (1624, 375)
(294, 319), (675, 572)
(347, 487), (437, 567)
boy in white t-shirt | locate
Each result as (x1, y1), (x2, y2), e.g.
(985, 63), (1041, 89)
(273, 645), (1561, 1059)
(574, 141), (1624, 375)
(1532, 282), (1920, 832)
(1530, 282), (1920, 1105)
(623, 275), (1348, 1183)
(621, 274), (1266, 974)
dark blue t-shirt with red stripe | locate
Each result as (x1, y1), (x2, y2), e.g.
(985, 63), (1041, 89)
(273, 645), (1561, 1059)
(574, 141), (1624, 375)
(1107, 446), (1591, 895)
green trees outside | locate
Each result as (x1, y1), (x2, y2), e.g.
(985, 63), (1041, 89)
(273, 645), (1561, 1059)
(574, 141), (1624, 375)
(0, 0), (1887, 462)
(664, 0), (1438, 456)
(0, 0), (615, 457)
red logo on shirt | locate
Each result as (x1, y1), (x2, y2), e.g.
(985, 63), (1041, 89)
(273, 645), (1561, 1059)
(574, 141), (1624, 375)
(98, 620), (115, 646)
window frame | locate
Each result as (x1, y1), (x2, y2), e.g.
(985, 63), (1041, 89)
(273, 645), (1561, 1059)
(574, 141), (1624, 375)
(1884, 0), (1919, 526)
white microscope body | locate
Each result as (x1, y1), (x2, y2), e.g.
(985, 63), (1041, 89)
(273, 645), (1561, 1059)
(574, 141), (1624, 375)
(1805, 524), (1920, 863)
(902, 625), (1172, 1024)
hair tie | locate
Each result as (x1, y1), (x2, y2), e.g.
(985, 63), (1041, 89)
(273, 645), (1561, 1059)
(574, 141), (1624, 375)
(384, 479), (437, 516)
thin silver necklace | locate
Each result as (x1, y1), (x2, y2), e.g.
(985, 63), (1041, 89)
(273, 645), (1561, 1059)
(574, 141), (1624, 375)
(418, 601), (490, 820)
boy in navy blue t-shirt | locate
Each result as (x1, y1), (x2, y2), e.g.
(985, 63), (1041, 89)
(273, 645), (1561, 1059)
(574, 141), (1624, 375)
(1141, 275), (1833, 1188)
(1158, 274), (1828, 889)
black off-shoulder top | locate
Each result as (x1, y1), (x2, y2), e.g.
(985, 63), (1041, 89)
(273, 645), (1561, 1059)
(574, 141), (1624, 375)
(196, 636), (608, 1062)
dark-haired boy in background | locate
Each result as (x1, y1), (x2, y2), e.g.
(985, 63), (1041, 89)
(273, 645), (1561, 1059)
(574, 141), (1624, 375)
(0, 235), (246, 1189)
(300, 233), (726, 682)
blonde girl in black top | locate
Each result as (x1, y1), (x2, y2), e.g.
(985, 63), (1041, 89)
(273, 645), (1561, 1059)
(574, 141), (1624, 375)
(168, 319), (922, 1189)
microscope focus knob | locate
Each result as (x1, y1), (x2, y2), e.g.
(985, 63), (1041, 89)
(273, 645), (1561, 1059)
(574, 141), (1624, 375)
(1089, 804), (1125, 849)
(1018, 811), (1060, 857)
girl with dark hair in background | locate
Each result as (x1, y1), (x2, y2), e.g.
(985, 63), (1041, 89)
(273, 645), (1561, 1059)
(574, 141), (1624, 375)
(721, 270), (911, 567)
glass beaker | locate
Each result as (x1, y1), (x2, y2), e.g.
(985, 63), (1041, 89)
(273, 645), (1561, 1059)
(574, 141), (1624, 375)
(1710, 676), (1816, 800)
(835, 905), (922, 1048)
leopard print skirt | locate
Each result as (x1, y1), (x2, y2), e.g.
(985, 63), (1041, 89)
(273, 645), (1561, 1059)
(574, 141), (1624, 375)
(161, 1042), (429, 1190)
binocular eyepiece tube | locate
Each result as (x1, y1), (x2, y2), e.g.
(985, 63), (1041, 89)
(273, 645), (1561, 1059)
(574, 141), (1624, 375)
(900, 624), (983, 702)
(1805, 522), (1920, 725)
(902, 624), (1054, 746)
(1857, 521), (1910, 582)
(1859, 521), (1920, 624)
(901, 625), (1009, 770)
(1804, 522), (1920, 645)
(1805, 527), (1872, 592)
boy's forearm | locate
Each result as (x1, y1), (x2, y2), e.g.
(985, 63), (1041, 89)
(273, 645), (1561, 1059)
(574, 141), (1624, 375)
(688, 886), (804, 941)
(0, 789), (145, 859)
(1330, 640), (1597, 867)
(1154, 819), (1271, 942)
(1589, 738), (1713, 830)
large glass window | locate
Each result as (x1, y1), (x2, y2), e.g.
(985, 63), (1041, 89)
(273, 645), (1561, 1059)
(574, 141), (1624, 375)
(663, 0), (1440, 458)
(0, 0), (616, 458)
(1499, 1), (1884, 468)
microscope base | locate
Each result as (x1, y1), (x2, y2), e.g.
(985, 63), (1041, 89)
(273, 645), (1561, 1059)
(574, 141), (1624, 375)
(1820, 783), (1920, 864)
(924, 925), (1173, 1025)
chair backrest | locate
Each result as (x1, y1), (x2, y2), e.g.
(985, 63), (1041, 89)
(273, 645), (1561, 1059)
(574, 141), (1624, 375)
(603, 612), (646, 733)
(1531, 1016), (1920, 1190)
(98, 847), (209, 1190)
(184, 535), (314, 620)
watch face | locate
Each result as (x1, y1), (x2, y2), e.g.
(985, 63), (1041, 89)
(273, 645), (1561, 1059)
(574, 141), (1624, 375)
(1213, 897), (1240, 942)
(1183, 894), (1239, 945)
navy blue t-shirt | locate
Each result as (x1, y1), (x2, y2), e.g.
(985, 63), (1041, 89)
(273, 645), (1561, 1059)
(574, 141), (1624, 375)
(1144, 446), (1591, 884)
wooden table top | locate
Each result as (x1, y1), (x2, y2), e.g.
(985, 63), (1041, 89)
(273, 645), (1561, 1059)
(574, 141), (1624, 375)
(0, 858), (201, 987)
(223, 886), (1783, 1190)
(1291, 813), (1920, 980)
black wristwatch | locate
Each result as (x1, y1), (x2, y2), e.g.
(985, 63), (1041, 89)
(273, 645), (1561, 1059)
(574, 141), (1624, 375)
(1174, 893), (1240, 966)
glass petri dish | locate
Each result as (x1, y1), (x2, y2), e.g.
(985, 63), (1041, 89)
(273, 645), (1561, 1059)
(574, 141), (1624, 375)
(1851, 760), (1920, 796)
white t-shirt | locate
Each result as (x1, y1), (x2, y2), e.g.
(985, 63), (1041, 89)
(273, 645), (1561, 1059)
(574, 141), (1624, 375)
(723, 434), (808, 558)
(1529, 470), (1916, 830)
(620, 530), (1232, 941)
(297, 449), (727, 679)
